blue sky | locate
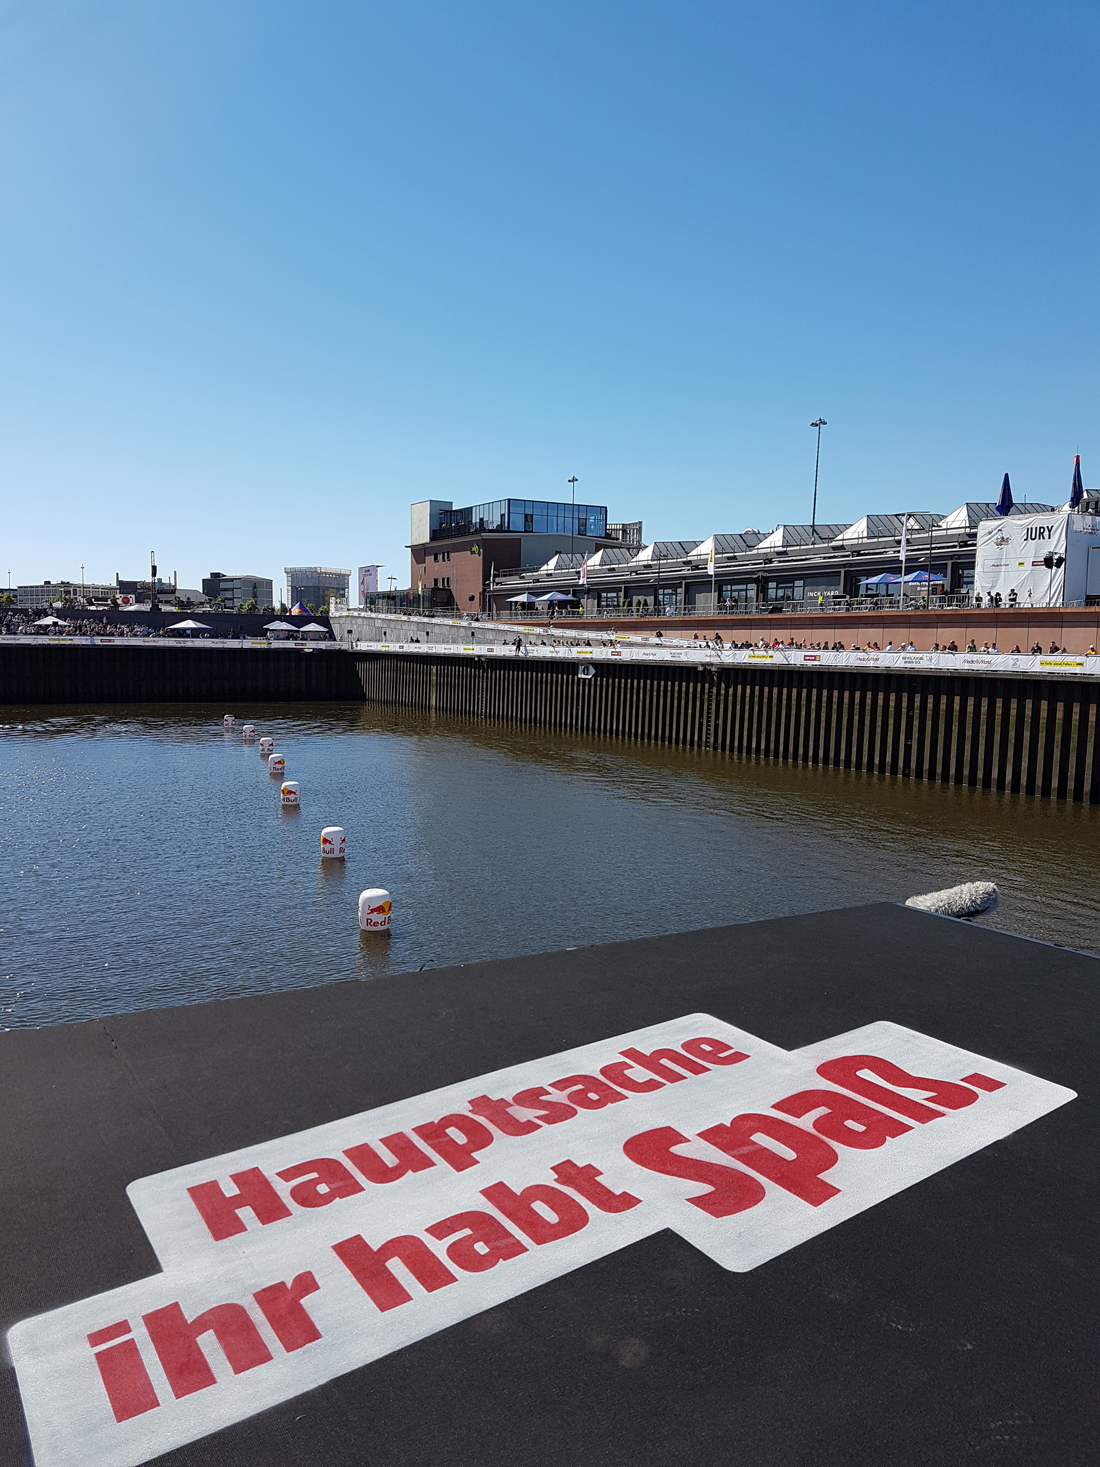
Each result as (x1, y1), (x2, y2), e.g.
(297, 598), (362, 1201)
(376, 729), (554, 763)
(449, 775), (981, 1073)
(1, 0), (1094, 596)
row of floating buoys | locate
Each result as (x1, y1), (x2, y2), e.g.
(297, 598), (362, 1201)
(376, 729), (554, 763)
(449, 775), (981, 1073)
(221, 715), (391, 931)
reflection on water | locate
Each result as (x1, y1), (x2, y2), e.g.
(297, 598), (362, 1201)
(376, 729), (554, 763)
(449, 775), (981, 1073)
(1, 701), (1097, 1028)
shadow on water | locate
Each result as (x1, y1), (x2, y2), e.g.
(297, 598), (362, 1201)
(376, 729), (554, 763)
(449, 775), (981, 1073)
(1, 699), (1097, 1027)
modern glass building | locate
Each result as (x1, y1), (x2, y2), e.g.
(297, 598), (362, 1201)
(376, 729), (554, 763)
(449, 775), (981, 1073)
(284, 567), (351, 611)
(434, 499), (608, 541)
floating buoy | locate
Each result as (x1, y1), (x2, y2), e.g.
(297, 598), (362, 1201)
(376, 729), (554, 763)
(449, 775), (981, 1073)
(259, 737), (274, 755)
(905, 881), (1000, 920)
(241, 724), (256, 739)
(281, 781), (300, 806)
(321, 826), (346, 859)
(358, 888), (392, 931)
(223, 714), (235, 726)
(268, 753), (285, 776)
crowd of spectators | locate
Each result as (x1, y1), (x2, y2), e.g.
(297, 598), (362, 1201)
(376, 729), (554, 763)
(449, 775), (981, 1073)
(1, 610), (157, 638)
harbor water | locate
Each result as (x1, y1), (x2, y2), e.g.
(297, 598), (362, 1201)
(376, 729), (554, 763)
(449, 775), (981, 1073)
(2, 701), (1098, 1029)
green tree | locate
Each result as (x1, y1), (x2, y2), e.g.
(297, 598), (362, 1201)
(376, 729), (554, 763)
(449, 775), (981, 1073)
(239, 599), (258, 614)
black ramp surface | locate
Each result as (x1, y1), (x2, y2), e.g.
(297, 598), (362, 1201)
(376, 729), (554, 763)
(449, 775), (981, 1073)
(0, 903), (1095, 1466)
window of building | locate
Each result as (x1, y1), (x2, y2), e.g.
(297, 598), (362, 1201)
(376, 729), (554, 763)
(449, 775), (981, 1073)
(766, 579), (804, 602)
(719, 583), (755, 607)
(657, 587), (682, 608)
(597, 590), (621, 608)
(435, 498), (608, 541)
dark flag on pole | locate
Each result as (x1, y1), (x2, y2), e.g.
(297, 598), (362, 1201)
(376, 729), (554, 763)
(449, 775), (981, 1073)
(995, 473), (1013, 516)
(1069, 456), (1084, 511)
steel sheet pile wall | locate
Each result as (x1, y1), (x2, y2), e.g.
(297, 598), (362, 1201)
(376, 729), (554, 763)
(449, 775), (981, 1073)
(355, 653), (1100, 803)
(1, 644), (363, 704)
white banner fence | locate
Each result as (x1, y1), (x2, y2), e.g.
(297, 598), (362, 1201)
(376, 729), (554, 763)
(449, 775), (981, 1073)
(352, 639), (1098, 679)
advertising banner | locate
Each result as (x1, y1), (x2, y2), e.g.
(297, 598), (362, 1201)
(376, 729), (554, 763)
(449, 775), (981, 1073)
(974, 514), (1067, 606)
(975, 513), (1100, 607)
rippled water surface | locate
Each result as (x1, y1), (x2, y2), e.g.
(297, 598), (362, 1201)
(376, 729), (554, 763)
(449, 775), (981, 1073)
(2, 701), (1098, 1027)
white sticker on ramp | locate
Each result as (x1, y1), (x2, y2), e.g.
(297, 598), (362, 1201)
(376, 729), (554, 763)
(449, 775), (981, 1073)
(7, 1014), (1075, 1467)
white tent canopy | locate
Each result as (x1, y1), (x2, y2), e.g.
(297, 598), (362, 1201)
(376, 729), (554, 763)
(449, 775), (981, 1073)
(166, 619), (211, 631)
(32, 615), (68, 626)
(263, 620), (297, 630)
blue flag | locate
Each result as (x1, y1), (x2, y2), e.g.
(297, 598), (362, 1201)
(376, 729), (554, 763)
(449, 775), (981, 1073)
(1069, 455), (1084, 510)
(995, 473), (1013, 515)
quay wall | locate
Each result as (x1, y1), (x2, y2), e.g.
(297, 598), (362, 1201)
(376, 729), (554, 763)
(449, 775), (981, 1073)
(0, 642), (362, 705)
(5, 636), (1100, 804)
(353, 649), (1100, 804)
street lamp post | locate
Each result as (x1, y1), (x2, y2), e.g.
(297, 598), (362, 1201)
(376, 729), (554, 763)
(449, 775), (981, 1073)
(810, 419), (827, 542)
(568, 476), (578, 564)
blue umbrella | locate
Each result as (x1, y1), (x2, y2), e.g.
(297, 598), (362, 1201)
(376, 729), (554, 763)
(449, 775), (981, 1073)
(904, 571), (947, 582)
(1069, 455), (1084, 510)
(995, 473), (1013, 515)
(536, 591), (575, 601)
(864, 573), (901, 585)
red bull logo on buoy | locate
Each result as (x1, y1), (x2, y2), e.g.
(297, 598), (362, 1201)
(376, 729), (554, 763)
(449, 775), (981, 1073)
(281, 781), (300, 807)
(321, 827), (346, 859)
(267, 753), (284, 776)
(358, 888), (392, 931)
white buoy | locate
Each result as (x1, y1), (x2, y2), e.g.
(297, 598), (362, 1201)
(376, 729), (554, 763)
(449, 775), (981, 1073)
(281, 780), (300, 806)
(358, 888), (392, 931)
(223, 714), (235, 726)
(321, 826), (346, 859)
(905, 881), (999, 920)
(241, 724), (256, 740)
(268, 753), (285, 776)
(259, 737), (274, 755)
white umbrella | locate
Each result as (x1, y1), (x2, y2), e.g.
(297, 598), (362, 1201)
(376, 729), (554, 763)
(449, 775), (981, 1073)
(166, 619), (211, 630)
